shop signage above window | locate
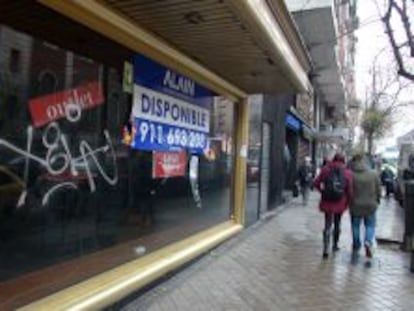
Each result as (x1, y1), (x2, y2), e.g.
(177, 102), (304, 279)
(28, 81), (104, 128)
(285, 113), (301, 132)
(131, 54), (215, 154)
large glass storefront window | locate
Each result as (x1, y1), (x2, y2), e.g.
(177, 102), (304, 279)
(0, 4), (235, 309)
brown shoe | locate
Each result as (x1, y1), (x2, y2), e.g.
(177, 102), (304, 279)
(365, 242), (373, 258)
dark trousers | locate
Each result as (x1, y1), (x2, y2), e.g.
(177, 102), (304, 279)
(384, 181), (393, 197)
(324, 213), (342, 233)
(323, 212), (342, 253)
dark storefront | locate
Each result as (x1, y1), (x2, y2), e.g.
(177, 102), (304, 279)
(0, 3), (236, 309)
(285, 112), (300, 190)
(244, 95), (313, 218)
(285, 110), (315, 191)
(0, 0), (313, 308)
(259, 95), (292, 212)
(245, 95), (295, 223)
(265, 95), (289, 208)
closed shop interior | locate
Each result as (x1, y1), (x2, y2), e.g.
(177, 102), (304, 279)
(0, 2), (236, 309)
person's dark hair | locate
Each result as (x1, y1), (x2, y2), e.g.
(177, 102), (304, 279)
(333, 153), (345, 163)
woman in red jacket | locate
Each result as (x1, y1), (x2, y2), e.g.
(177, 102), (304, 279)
(314, 153), (353, 259)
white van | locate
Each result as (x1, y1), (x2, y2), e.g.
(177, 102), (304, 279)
(395, 143), (414, 206)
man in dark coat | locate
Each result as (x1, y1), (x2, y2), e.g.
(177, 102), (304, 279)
(349, 153), (381, 264)
(380, 165), (395, 197)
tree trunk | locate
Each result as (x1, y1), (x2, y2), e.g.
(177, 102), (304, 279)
(367, 132), (374, 155)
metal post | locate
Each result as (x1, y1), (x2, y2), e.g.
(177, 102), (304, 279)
(403, 181), (414, 272)
(411, 246), (414, 273)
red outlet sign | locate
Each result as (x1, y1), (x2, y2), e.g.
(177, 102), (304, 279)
(152, 150), (187, 178)
(28, 81), (104, 128)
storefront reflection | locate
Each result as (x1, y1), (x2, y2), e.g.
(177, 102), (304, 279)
(0, 19), (235, 308)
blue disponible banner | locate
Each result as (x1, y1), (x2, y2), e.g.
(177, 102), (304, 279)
(131, 53), (215, 154)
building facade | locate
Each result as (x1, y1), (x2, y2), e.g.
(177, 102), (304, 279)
(287, 0), (359, 164)
(0, 1), (311, 309)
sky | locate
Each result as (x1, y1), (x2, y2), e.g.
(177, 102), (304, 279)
(355, 0), (414, 152)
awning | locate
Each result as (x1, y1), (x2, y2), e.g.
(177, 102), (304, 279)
(39, 0), (312, 96)
(286, 107), (316, 134)
(286, 113), (301, 132)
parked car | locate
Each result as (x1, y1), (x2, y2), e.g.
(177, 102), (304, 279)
(394, 176), (404, 207)
(395, 143), (414, 207)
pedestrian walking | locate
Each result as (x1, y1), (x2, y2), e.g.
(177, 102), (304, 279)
(349, 153), (381, 265)
(321, 156), (330, 168)
(380, 164), (395, 198)
(314, 153), (353, 259)
(296, 156), (314, 206)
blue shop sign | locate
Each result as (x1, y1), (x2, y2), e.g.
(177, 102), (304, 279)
(131, 53), (215, 154)
(285, 113), (301, 131)
(134, 54), (215, 108)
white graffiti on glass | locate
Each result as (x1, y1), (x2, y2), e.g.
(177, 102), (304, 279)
(0, 122), (118, 206)
(42, 182), (78, 206)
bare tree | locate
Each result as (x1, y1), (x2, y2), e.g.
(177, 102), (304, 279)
(378, 0), (414, 81)
(361, 55), (410, 154)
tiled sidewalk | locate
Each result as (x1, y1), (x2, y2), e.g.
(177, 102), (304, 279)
(119, 194), (414, 311)
(376, 196), (404, 243)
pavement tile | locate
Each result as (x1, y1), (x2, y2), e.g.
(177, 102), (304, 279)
(119, 193), (414, 311)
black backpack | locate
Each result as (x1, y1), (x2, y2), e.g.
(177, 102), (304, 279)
(322, 167), (346, 201)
